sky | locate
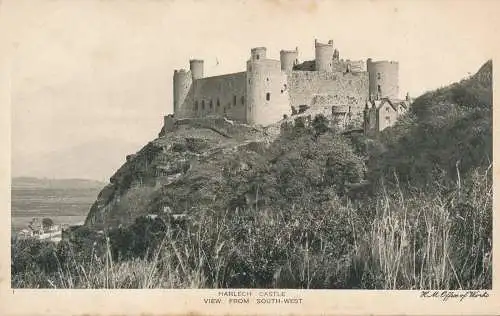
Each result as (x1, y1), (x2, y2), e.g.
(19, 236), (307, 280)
(4, 0), (495, 182)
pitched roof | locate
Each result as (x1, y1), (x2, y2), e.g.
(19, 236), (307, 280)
(368, 98), (409, 112)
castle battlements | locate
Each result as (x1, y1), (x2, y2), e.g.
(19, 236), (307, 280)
(169, 39), (404, 129)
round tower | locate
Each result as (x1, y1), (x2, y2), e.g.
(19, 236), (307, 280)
(367, 58), (399, 100)
(314, 39), (334, 72)
(246, 51), (290, 125)
(189, 59), (204, 80)
(280, 47), (299, 72)
(173, 69), (192, 116)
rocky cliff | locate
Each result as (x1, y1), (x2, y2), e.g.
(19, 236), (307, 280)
(84, 117), (279, 229)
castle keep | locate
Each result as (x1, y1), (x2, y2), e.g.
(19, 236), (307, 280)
(169, 39), (409, 131)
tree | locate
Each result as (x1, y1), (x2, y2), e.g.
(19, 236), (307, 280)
(42, 218), (54, 231)
(312, 114), (329, 137)
(28, 217), (42, 232)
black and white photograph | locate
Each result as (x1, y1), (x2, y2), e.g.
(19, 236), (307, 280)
(2, 0), (497, 314)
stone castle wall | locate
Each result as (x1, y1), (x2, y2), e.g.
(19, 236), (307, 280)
(179, 72), (247, 122)
(287, 70), (369, 120)
(332, 60), (365, 73)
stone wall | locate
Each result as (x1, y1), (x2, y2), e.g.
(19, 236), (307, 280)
(293, 60), (315, 71)
(332, 60), (365, 73)
(180, 72), (247, 122)
(287, 70), (369, 120)
(163, 115), (175, 132)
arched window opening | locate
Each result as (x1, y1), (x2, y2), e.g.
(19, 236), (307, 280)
(266, 93), (271, 101)
(241, 96), (245, 105)
(202, 100), (205, 110)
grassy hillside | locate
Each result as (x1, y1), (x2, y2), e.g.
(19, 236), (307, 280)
(368, 60), (492, 190)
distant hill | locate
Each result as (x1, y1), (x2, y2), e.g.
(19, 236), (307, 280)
(12, 138), (143, 182)
(12, 177), (106, 190)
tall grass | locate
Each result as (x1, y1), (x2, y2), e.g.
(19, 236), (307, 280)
(11, 166), (491, 289)
(350, 165), (492, 289)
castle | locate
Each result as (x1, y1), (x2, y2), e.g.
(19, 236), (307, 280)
(167, 39), (410, 133)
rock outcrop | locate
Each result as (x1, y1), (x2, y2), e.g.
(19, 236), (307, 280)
(84, 117), (277, 229)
